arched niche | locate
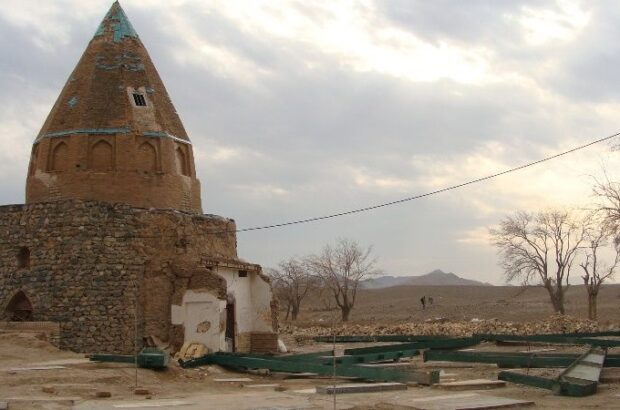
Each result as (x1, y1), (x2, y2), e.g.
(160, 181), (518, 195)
(51, 142), (69, 172)
(5, 291), (33, 321)
(137, 142), (157, 172)
(91, 140), (114, 171)
(175, 146), (189, 176)
(29, 144), (39, 176)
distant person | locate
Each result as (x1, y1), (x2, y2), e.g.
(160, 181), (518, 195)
(420, 296), (426, 310)
(428, 296), (434, 306)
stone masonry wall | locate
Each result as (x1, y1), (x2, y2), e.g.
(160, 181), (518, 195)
(0, 200), (238, 353)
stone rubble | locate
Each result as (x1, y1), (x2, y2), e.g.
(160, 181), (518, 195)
(282, 314), (610, 339)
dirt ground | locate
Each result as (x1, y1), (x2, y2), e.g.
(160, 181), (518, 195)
(0, 329), (619, 409)
(1, 285), (619, 409)
(290, 284), (620, 327)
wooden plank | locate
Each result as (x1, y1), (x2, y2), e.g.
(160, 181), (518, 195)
(435, 379), (506, 390)
(317, 382), (407, 394)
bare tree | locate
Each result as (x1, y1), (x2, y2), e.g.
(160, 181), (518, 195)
(267, 258), (313, 321)
(580, 225), (620, 320)
(490, 210), (587, 314)
(306, 238), (380, 322)
(593, 175), (620, 242)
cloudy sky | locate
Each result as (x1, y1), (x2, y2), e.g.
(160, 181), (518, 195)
(1, 0), (620, 284)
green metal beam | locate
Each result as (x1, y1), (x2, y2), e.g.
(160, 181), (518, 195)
(179, 353), (439, 385)
(89, 354), (135, 364)
(424, 350), (620, 368)
(342, 337), (479, 355)
(498, 347), (605, 397)
(315, 331), (620, 344)
(478, 333), (620, 348)
(89, 348), (169, 369)
(317, 349), (419, 365)
(499, 371), (597, 397)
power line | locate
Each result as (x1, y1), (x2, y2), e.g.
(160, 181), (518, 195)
(229, 131), (619, 233)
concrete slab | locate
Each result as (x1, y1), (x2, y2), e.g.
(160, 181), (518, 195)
(0, 401), (6, 410)
(317, 382), (407, 394)
(435, 379), (506, 390)
(113, 401), (192, 408)
(406, 393), (534, 410)
(246, 384), (280, 389)
(290, 388), (317, 394)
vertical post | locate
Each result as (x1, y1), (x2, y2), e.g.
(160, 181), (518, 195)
(332, 312), (337, 410)
(134, 280), (138, 389)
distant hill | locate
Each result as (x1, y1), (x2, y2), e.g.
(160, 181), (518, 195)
(362, 269), (492, 289)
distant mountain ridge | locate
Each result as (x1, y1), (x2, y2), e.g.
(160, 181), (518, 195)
(362, 269), (492, 289)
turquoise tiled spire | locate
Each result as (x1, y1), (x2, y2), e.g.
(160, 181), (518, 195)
(94, 1), (139, 43)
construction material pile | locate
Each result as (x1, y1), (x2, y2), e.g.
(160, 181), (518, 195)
(282, 314), (609, 339)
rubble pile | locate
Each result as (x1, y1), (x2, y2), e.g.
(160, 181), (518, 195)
(282, 315), (610, 339)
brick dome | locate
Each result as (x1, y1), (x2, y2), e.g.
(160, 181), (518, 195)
(26, 1), (202, 213)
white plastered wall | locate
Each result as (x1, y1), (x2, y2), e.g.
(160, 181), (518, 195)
(170, 267), (274, 353)
(217, 268), (274, 335)
(171, 290), (226, 352)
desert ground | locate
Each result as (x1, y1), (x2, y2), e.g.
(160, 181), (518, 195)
(1, 284), (619, 409)
(289, 284), (620, 327)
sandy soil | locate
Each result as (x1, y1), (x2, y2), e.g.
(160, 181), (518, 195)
(1, 284), (620, 409)
(0, 330), (618, 409)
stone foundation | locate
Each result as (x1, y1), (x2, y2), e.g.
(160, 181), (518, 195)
(0, 200), (274, 354)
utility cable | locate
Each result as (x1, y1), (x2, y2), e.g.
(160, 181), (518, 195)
(212, 131), (620, 235)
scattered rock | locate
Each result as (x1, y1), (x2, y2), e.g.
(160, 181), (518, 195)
(284, 314), (603, 339)
(134, 388), (150, 395)
(95, 391), (111, 398)
(42, 385), (55, 394)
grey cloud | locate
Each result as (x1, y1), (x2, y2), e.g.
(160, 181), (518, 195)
(0, 1), (616, 284)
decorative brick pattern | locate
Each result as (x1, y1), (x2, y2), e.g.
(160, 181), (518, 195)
(25, 2), (202, 213)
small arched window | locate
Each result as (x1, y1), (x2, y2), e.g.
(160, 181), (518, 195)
(17, 247), (30, 269)
(5, 291), (33, 321)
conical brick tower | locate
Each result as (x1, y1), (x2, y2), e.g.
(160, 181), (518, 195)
(26, 1), (202, 213)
